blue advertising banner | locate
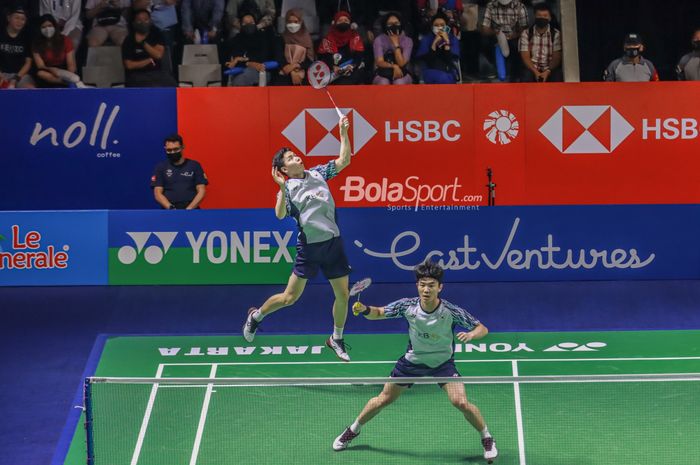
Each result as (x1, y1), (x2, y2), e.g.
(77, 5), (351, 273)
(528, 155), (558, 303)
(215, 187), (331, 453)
(0, 211), (108, 285)
(0, 89), (177, 210)
(340, 205), (700, 282)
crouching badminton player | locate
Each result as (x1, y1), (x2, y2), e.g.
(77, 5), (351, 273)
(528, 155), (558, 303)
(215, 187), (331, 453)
(333, 260), (498, 462)
(242, 115), (353, 362)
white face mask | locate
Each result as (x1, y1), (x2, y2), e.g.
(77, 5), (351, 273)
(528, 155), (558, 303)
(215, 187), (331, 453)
(432, 26), (442, 35)
(286, 23), (301, 33)
(41, 26), (55, 38)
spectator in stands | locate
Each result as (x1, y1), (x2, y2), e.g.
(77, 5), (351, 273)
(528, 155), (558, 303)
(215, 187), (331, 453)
(152, 133), (208, 210)
(181, 0), (224, 44)
(224, 13), (275, 86)
(32, 14), (85, 87)
(481, 0), (528, 81)
(604, 33), (659, 82)
(317, 10), (366, 85)
(415, 12), (460, 84)
(676, 28), (700, 81)
(0, 6), (34, 88)
(372, 11), (412, 85)
(276, 8), (314, 86)
(519, 3), (561, 82)
(39, 0), (83, 50)
(150, 0), (178, 50)
(416, 0), (462, 38)
(85, 0), (131, 47)
(225, 0), (274, 38)
(122, 9), (177, 86)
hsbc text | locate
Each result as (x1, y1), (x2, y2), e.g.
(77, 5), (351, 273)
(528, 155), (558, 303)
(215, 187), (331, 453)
(384, 120), (461, 142)
(642, 118), (698, 140)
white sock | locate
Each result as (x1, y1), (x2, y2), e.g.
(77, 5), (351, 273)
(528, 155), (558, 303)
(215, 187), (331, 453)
(252, 309), (264, 322)
(480, 426), (491, 439)
(350, 420), (362, 433)
(333, 326), (344, 340)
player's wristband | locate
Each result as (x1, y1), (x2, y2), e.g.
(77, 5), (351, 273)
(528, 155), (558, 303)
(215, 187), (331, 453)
(361, 305), (371, 316)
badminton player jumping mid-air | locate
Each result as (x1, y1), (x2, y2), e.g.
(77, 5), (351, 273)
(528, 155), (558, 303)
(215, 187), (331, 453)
(242, 115), (353, 362)
(333, 260), (498, 462)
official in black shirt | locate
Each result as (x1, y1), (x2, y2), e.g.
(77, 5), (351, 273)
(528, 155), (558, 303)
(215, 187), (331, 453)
(151, 133), (208, 209)
(0, 6), (34, 88)
(122, 8), (176, 87)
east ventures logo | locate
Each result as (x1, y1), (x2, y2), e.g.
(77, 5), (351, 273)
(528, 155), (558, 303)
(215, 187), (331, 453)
(0, 225), (69, 269)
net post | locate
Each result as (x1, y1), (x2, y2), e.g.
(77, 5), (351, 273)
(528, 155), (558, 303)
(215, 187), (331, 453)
(84, 378), (95, 465)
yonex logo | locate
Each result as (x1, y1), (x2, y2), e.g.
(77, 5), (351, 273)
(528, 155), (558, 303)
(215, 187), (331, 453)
(483, 110), (519, 145)
(118, 232), (177, 265)
(539, 105), (634, 153)
(543, 342), (607, 352)
(282, 108), (377, 156)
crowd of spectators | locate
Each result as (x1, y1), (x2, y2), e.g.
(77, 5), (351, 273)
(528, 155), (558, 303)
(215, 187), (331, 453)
(1, 0), (699, 88)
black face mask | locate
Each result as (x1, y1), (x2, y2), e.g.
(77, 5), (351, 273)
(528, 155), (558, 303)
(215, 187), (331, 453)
(534, 18), (549, 29)
(241, 24), (257, 35)
(624, 48), (640, 58)
(167, 151), (182, 163)
(386, 24), (402, 35)
(335, 23), (350, 32)
(693, 40), (700, 51)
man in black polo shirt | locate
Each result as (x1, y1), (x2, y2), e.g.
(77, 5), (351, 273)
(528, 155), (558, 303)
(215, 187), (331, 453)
(151, 133), (208, 209)
(0, 6), (34, 88)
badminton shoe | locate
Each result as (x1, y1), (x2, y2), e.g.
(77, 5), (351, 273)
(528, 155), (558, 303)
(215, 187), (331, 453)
(326, 337), (350, 362)
(242, 307), (260, 342)
(482, 436), (498, 463)
(333, 427), (359, 451)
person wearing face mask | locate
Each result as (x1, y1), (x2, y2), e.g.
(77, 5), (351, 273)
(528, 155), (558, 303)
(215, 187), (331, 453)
(519, 3), (561, 83)
(39, 0), (83, 50)
(481, 0), (528, 81)
(181, 0), (224, 44)
(276, 9), (314, 86)
(372, 11), (413, 85)
(32, 14), (85, 88)
(676, 29), (700, 81)
(223, 12), (276, 85)
(122, 9), (177, 86)
(416, 12), (460, 84)
(604, 33), (658, 82)
(151, 134), (208, 210)
(225, 0), (275, 39)
(317, 10), (366, 85)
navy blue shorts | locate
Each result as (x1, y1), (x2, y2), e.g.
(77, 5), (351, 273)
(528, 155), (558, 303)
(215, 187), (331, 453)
(390, 356), (460, 388)
(293, 236), (351, 280)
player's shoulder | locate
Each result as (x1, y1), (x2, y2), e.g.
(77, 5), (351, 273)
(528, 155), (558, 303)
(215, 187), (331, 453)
(440, 299), (467, 313)
(387, 296), (419, 309)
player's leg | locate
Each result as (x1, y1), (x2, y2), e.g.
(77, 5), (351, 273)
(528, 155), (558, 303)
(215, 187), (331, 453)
(325, 275), (350, 361)
(242, 273), (307, 342)
(332, 382), (405, 451)
(443, 382), (497, 462)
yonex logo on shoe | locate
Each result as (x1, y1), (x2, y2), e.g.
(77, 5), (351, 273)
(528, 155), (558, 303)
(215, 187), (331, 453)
(483, 110), (519, 145)
(117, 232), (177, 265)
(282, 108), (377, 156)
(539, 105), (634, 154)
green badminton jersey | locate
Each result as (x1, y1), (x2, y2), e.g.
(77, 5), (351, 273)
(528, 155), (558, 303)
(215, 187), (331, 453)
(284, 161), (340, 245)
(384, 297), (480, 368)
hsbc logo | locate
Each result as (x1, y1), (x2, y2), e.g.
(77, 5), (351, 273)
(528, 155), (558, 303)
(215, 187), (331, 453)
(282, 108), (377, 156)
(539, 105), (634, 154)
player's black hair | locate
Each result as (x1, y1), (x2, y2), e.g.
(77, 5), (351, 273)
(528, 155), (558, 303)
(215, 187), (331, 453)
(163, 133), (183, 145)
(414, 259), (444, 284)
(272, 147), (291, 170)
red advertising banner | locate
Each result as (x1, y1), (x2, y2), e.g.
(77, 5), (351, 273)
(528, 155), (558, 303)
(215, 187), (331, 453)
(177, 82), (700, 208)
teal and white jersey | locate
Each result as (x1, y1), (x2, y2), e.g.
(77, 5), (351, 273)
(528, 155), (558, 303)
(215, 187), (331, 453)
(384, 297), (480, 368)
(284, 161), (339, 245)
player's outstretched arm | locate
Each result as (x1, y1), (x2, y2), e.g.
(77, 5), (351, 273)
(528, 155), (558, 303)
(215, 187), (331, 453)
(456, 323), (489, 343)
(352, 302), (385, 320)
(334, 115), (351, 173)
(272, 167), (287, 220)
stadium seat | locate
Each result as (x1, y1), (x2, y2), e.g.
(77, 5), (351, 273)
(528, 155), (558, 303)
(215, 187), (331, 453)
(179, 44), (221, 87)
(81, 46), (125, 88)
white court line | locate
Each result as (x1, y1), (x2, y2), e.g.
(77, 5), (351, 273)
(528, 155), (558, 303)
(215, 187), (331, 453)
(160, 356), (700, 367)
(130, 364), (163, 465)
(512, 361), (527, 465)
(189, 364), (217, 465)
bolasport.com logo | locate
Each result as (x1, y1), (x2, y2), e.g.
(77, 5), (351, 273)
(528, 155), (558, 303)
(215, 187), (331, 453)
(0, 225), (70, 270)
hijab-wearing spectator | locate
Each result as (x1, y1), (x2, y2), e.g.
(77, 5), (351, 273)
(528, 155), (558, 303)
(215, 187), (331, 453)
(317, 10), (365, 85)
(32, 14), (84, 87)
(373, 11), (413, 85)
(277, 8), (314, 86)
